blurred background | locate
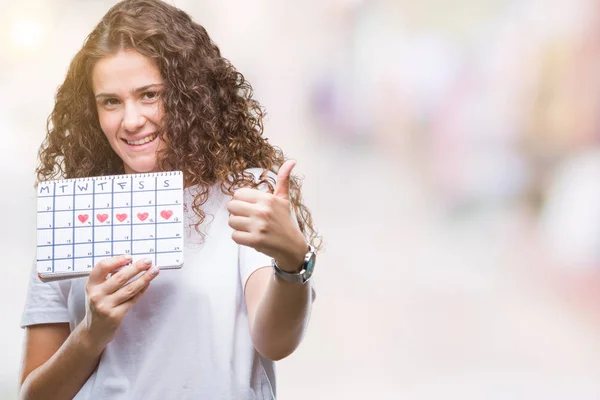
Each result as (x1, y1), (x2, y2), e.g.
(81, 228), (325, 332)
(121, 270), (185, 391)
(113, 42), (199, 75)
(2, 0), (600, 398)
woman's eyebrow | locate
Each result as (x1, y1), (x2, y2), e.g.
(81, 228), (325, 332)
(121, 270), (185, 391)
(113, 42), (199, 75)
(95, 83), (164, 99)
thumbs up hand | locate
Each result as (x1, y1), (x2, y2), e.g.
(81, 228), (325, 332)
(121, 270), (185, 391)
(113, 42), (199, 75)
(227, 161), (308, 272)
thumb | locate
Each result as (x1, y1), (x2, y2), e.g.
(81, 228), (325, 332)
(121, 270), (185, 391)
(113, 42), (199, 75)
(274, 160), (296, 200)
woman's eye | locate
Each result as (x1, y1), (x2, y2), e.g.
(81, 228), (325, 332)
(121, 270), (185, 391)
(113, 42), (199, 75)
(142, 91), (159, 101)
(103, 98), (120, 107)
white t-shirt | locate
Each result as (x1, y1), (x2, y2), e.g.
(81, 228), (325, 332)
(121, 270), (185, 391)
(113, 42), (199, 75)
(21, 169), (289, 400)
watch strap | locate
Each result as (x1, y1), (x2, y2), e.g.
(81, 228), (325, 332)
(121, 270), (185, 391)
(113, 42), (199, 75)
(271, 244), (315, 284)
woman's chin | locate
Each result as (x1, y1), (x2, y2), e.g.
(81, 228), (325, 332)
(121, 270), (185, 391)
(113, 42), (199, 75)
(123, 159), (159, 174)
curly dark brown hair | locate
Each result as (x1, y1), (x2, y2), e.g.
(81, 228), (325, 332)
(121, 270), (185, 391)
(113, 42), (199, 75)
(36, 0), (320, 250)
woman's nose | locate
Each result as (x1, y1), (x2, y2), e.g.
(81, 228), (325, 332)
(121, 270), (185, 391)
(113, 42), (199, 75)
(121, 103), (146, 132)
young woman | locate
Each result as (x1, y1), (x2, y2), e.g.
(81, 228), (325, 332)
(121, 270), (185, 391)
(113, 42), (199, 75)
(19, 1), (320, 399)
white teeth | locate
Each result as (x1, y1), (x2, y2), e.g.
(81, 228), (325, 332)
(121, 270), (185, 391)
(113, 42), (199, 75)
(126, 134), (156, 146)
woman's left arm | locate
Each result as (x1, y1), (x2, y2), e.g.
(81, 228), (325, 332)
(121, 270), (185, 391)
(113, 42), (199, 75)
(227, 161), (315, 361)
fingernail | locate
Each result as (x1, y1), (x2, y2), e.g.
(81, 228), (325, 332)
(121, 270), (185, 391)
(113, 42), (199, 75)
(150, 266), (159, 275)
(144, 258), (153, 265)
(124, 254), (132, 260)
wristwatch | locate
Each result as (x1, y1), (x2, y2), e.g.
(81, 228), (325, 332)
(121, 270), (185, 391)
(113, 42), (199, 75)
(272, 244), (316, 284)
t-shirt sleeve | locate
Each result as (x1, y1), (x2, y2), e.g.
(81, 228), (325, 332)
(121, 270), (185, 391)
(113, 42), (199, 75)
(20, 260), (70, 328)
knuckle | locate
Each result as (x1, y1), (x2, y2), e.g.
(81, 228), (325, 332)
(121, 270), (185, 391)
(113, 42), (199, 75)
(95, 303), (109, 316)
(123, 284), (136, 297)
(265, 195), (276, 206)
(255, 207), (267, 219)
(112, 271), (128, 287)
(257, 220), (269, 235)
(257, 206), (272, 220)
(263, 202), (273, 213)
(94, 260), (107, 273)
(88, 291), (101, 305)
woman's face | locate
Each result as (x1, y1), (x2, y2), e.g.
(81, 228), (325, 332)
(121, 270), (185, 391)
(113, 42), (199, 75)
(92, 49), (166, 174)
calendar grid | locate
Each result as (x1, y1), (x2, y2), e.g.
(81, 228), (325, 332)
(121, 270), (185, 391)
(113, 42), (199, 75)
(37, 171), (184, 280)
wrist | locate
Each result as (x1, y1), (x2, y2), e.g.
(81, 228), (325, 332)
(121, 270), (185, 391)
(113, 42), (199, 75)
(76, 318), (108, 356)
(274, 242), (309, 273)
(272, 242), (316, 285)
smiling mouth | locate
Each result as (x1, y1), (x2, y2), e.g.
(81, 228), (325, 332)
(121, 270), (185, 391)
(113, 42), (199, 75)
(124, 133), (157, 146)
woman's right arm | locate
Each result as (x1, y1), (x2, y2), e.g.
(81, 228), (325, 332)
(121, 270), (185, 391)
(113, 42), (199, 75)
(20, 321), (104, 400)
(20, 255), (159, 400)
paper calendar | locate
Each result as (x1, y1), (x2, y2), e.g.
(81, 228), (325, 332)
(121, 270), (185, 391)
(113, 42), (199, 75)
(36, 171), (184, 282)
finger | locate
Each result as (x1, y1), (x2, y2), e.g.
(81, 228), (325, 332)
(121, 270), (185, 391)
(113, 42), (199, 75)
(227, 199), (255, 217)
(274, 160), (296, 200)
(232, 187), (269, 203)
(112, 282), (151, 315)
(232, 230), (255, 248)
(110, 265), (159, 306)
(228, 215), (252, 232)
(102, 258), (153, 294)
(88, 255), (133, 285)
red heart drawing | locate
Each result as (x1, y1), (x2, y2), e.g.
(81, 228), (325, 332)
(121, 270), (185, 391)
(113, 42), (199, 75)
(116, 213), (128, 222)
(137, 212), (149, 221)
(160, 210), (173, 220)
(77, 214), (89, 223)
(97, 213), (109, 223)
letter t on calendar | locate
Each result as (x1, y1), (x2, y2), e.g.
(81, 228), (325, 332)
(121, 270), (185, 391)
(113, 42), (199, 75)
(36, 172), (184, 282)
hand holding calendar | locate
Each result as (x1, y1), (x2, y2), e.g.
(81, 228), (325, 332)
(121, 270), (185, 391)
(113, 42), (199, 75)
(36, 171), (184, 281)
(83, 255), (159, 349)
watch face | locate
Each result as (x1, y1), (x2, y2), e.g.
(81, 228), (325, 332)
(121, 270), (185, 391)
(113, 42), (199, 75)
(304, 253), (316, 279)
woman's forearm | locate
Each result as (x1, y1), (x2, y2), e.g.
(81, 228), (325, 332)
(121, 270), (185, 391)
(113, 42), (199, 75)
(20, 319), (104, 400)
(251, 272), (313, 361)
